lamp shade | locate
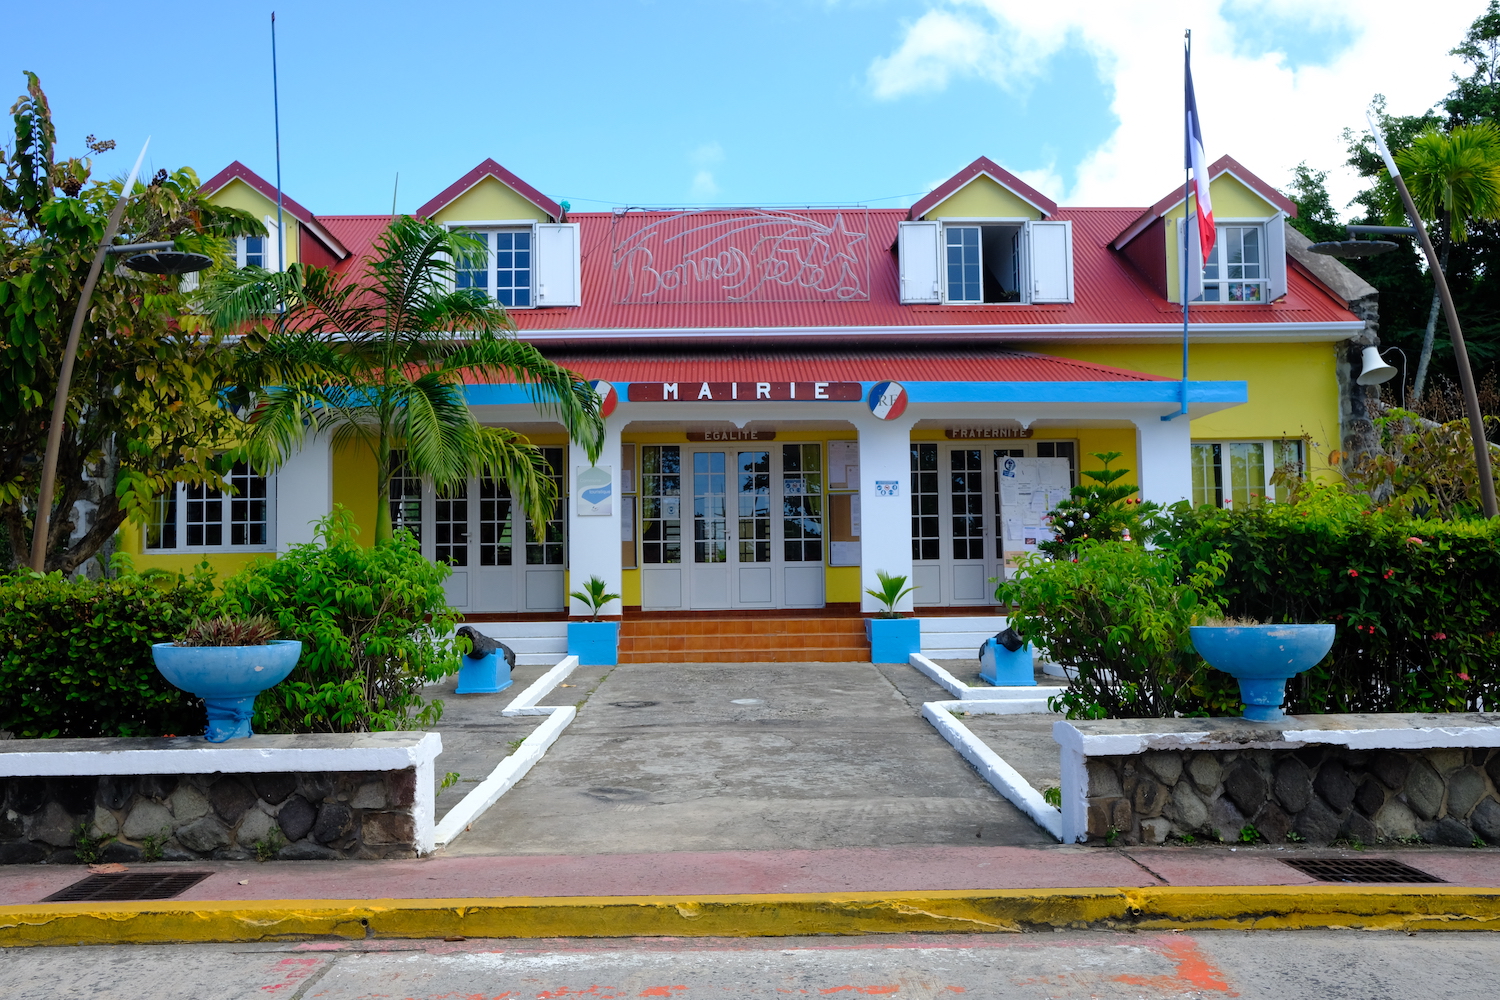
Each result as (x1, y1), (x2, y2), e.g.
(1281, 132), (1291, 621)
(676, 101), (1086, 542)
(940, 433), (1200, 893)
(1357, 346), (1399, 386)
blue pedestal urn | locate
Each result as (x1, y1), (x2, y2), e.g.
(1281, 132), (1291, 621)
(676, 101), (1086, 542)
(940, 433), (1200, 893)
(980, 638), (1037, 686)
(1188, 624), (1335, 722)
(151, 640), (302, 742)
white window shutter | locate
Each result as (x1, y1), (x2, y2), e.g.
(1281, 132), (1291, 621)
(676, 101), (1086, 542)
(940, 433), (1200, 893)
(898, 221), (941, 303)
(1177, 218), (1204, 302)
(1265, 214), (1288, 301)
(1028, 220), (1073, 303)
(535, 223), (581, 306)
(262, 216), (281, 271)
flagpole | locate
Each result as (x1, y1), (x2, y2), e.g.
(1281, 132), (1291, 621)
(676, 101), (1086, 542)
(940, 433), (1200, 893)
(1167, 29), (1192, 423)
(272, 11), (285, 274)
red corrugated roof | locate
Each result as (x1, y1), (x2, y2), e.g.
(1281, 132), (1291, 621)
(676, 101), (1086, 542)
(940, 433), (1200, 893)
(314, 205), (1358, 334)
(468, 348), (1168, 383)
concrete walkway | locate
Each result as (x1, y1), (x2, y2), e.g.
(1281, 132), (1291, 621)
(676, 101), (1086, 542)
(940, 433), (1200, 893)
(446, 660), (1052, 855)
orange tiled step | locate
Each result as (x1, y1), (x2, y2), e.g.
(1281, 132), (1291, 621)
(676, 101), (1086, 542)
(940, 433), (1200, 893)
(616, 617), (870, 663)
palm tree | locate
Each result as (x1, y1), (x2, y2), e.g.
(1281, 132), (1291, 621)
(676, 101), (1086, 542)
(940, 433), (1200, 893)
(202, 216), (603, 544)
(1393, 123), (1500, 398)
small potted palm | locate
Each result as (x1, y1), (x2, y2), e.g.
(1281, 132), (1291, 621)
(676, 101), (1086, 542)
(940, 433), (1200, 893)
(151, 616), (302, 742)
(568, 575), (622, 666)
(865, 571), (920, 664)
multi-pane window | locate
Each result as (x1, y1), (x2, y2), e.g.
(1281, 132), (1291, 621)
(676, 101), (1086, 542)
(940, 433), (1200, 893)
(641, 445), (682, 565)
(693, 452), (728, 564)
(736, 450), (772, 563)
(479, 474), (513, 566)
(525, 448), (565, 565)
(434, 483), (469, 566)
(946, 226), (982, 303)
(781, 444), (822, 562)
(911, 443), (940, 560)
(1192, 442), (1267, 508)
(389, 450), (422, 543)
(1272, 439), (1305, 502)
(455, 229), (532, 308)
(227, 463), (269, 546)
(950, 449), (985, 560)
(145, 463), (271, 550)
(1201, 225), (1264, 302)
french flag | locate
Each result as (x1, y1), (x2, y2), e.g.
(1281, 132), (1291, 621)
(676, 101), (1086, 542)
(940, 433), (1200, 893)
(1185, 49), (1215, 265)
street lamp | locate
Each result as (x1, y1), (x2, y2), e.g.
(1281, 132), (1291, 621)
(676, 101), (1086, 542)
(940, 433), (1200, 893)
(1305, 114), (1499, 520)
(28, 147), (213, 573)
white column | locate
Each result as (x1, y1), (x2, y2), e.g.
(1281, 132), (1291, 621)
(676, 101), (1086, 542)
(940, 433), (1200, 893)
(1132, 416), (1193, 506)
(854, 412), (918, 614)
(274, 432), (332, 553)
(567, 417), (623, 618)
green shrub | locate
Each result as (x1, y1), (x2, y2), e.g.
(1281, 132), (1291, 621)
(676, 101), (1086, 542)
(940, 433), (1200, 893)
(0, 563), (213, 737)
(1162, 484), (1500, 715)
(997, 540), (1228, 719)
(1038, 451), (1159, 559)
(220, 507), (461, 733)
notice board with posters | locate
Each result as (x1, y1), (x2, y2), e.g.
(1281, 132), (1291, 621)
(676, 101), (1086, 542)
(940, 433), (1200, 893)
(998, 456), (1073, 574)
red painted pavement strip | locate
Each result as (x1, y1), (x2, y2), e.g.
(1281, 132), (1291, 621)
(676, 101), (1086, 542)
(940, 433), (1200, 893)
(2, 845), (1497, 905)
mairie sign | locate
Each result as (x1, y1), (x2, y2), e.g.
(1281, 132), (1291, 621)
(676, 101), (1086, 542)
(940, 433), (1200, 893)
(626, 381), (862, 402)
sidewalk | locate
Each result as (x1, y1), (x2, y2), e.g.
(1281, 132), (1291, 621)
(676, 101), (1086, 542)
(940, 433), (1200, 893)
(3, 843), (1499, 945)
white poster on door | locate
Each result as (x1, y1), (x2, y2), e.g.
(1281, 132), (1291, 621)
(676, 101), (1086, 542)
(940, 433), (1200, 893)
(576, 465), (613, 516)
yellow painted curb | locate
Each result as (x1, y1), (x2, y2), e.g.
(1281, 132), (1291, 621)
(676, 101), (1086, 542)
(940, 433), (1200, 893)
(2, 885), (1500, 946)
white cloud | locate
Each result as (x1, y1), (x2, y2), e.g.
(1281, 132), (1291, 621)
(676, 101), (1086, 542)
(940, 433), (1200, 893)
(868, 0), (1473, 214)
(689, 142), (725, 200)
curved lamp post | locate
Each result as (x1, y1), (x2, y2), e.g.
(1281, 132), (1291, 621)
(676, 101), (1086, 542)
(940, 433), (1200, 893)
(1306, 114), (1499, 520)
(28, 147), (213, 573)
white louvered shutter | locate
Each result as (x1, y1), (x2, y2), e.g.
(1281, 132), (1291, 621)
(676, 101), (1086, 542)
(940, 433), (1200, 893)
(898, 221), (941, 303)
(262, 216), (282, 271)
(1265, 215), (1288, 301)
(535, 223), (581, 307)
(1027, 220), (1074, 303)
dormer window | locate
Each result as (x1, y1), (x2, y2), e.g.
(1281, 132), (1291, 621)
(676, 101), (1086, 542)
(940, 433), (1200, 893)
(900, 219), (1072, 305)
(944, 224), (1024, 303)
(450, 223), (580, 308)
(1201, 225), (1264, 302)
(457, 229), (533, 308)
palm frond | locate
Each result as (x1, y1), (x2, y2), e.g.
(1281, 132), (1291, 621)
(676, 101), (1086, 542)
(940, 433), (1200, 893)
(473, 426), (560, 532)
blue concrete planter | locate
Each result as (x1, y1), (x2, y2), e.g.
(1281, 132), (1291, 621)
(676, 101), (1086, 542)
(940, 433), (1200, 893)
(1189, 624), (1336, 722)
(151, 640), (302, 742)
(568, 621), (620, 666)
(866, 617), (920, 665)
(455, 650), (513, 694)
(979, 638), (1036, 686)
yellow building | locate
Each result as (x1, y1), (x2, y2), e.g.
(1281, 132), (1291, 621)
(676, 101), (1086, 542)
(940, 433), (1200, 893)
(126, 155), (1371, 622)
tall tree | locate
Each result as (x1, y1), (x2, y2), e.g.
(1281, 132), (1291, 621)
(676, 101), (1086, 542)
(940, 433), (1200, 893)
(203, 216), (604, 545)
(1284, 162), (1348, 244)
(0, 72), (263, 573)
(1392, 123), (1500, 397)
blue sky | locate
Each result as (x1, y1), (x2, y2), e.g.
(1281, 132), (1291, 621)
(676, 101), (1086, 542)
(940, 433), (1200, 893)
(2, 1), (1477, 217)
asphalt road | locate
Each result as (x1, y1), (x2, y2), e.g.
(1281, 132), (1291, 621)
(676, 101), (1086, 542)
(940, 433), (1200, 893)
(3, 930), (1497, 999)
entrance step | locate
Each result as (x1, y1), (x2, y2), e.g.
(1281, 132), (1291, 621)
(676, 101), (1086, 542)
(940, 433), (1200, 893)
(920, 615), (1007, 660)
(619, 618), (870, 663)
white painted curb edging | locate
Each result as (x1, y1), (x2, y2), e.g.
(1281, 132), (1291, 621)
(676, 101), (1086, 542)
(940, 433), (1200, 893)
(432, 655), (584, 849)
(909, 652), (1065, 705)
(923, 699), (1064, 841)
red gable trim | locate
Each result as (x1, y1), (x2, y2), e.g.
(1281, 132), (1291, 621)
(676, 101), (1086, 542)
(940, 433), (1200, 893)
(907, 156), (1057, 221)
(200, 162), (350, 260)
(414, 158), (563, 222)
(1113, 155), (1298, 249)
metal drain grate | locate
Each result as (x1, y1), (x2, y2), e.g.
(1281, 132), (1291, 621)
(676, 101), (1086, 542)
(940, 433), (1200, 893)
(41, 871), (213, 903)
(1281, 856), (1446, 884)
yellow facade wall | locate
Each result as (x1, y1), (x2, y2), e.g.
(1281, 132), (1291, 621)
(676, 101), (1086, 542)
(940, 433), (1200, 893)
(923, 174), (1043, 221)
(430, 176), (551, 225)
(332, 443), (380, 547)
(206, 178), (300, 266)
(1163, 173), (1279, 302)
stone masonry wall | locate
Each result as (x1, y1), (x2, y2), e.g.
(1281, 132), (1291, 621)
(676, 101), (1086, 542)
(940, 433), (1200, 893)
(1086, 745), (1500, 847)
(0, 769), (420, 864)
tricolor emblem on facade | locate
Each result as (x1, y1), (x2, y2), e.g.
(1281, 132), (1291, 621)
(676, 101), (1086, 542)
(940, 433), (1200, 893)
(868, 381), (908, 420)
(590, 380), (618, 418)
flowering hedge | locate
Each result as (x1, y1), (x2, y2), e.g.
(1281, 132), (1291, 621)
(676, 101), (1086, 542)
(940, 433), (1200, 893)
(1163, 486), (1500, 716)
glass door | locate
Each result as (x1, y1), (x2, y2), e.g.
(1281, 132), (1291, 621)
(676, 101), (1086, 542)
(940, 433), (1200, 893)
(735, 450), (773, 604)
(689, 451), (730, 608)
(640, 445), (684, 609)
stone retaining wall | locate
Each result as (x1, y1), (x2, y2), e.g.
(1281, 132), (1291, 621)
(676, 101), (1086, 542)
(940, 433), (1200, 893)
(1086, 746), (1500, 847)
(0, 769), (420, 863)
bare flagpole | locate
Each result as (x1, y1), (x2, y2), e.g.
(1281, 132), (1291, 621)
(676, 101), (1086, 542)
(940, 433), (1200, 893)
(1167, 29), (1192, 422)
(272, 11), (285, 273)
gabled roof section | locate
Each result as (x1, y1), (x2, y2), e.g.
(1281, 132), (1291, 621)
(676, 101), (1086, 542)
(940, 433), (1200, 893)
(200, 161), (350, 260)
(908, 156), (1057, 221)
(415, 158), (563, 222)
(1113, 155), (1298, 250)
